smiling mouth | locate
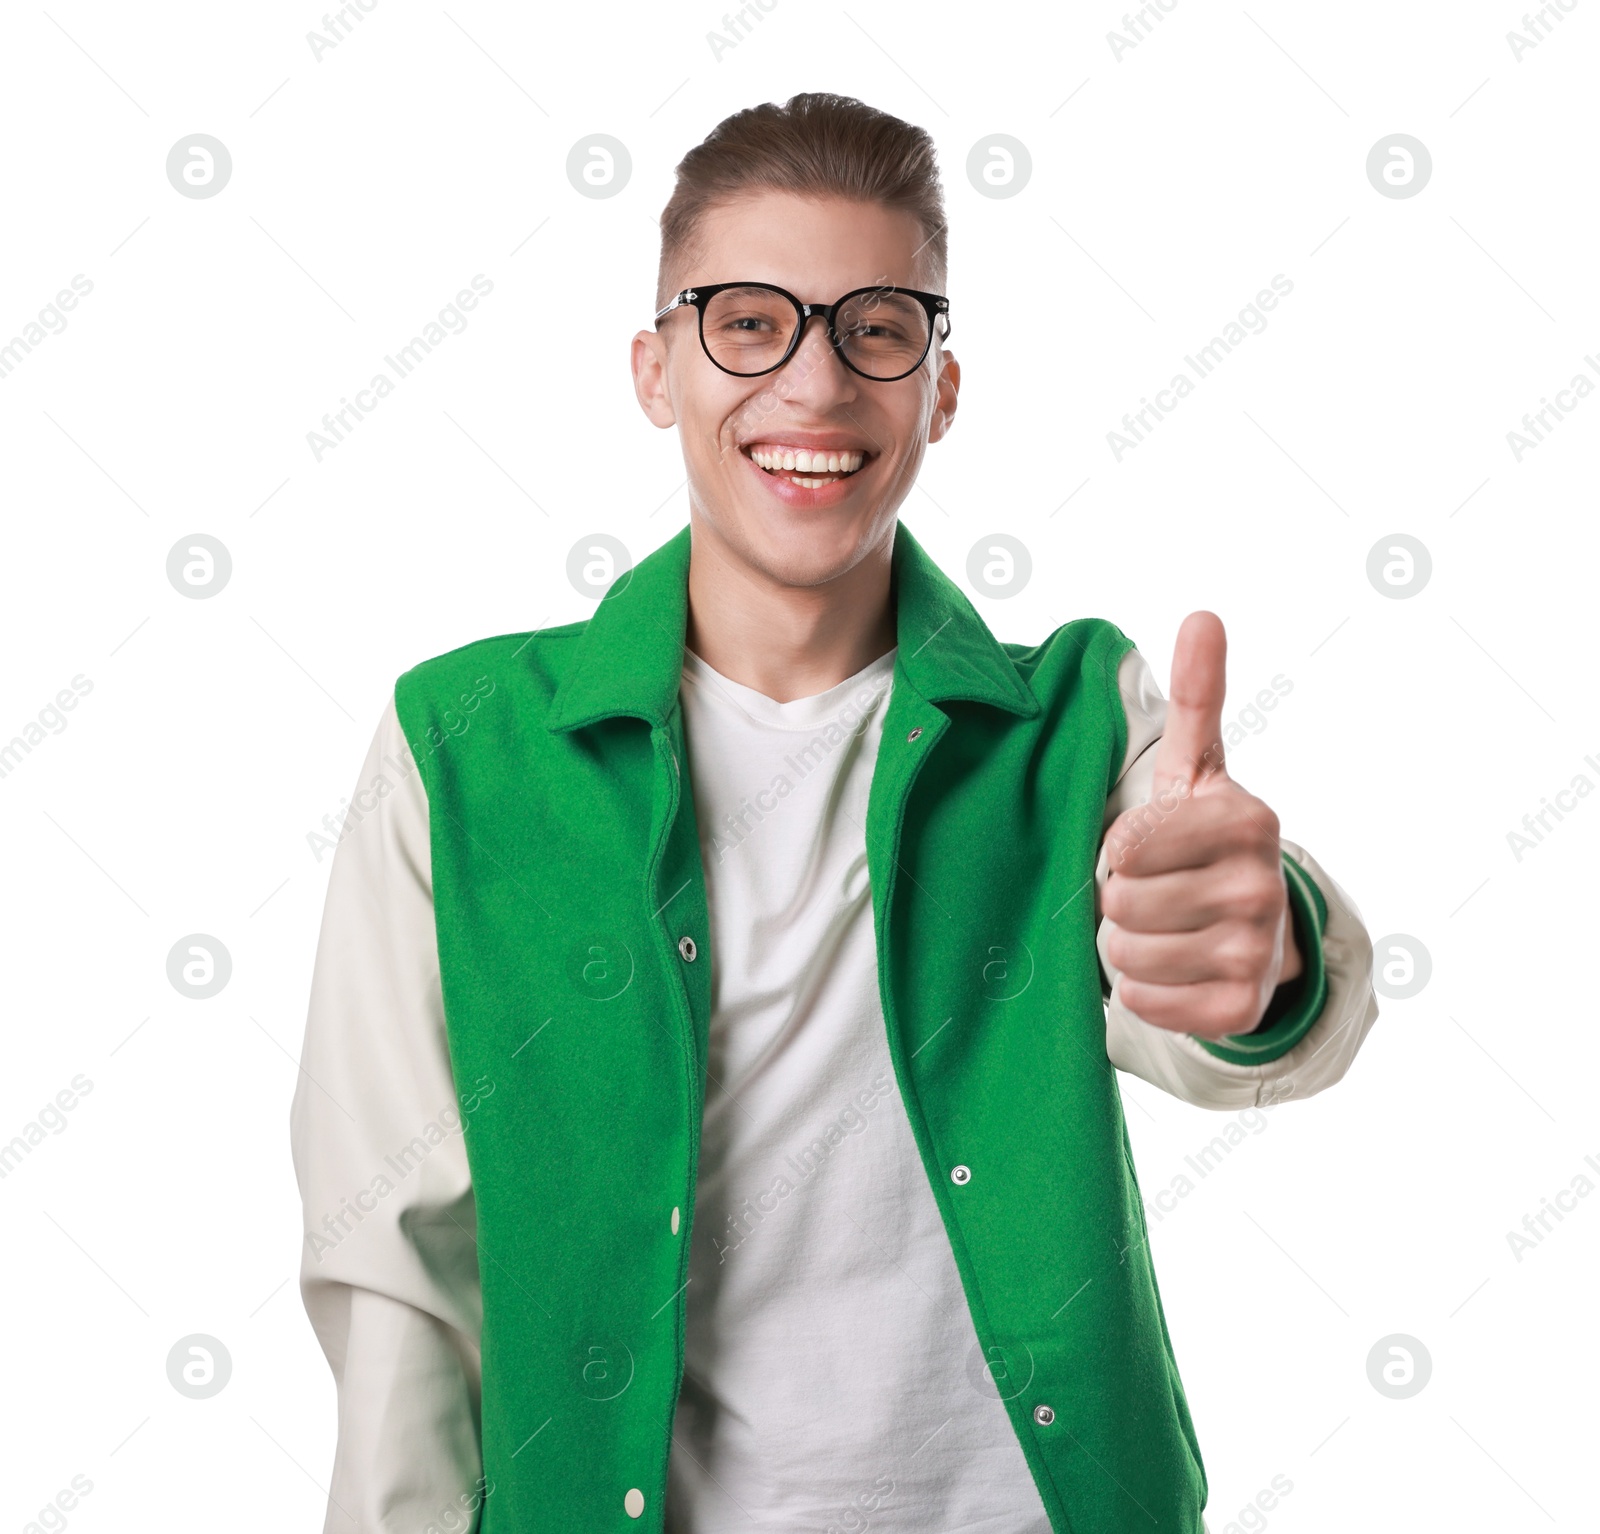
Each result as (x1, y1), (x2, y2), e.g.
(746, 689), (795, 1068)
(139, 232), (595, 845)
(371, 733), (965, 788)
(743, 443), (869, 490)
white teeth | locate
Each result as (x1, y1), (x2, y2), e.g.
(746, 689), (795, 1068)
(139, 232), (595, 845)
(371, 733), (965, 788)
(748, 446), (865, 476)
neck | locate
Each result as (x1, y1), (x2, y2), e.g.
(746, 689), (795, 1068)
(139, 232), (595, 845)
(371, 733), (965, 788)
(684, 519), (897, 704)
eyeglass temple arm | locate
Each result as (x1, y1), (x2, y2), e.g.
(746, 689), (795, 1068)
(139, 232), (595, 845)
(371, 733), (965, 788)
(653, 290), (697, 324)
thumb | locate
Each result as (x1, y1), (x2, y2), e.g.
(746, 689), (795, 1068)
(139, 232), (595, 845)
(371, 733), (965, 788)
(1150, 610), (1229, 795)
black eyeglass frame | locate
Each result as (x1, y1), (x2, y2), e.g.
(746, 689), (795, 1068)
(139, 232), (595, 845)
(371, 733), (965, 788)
(653, 280), (952, 382)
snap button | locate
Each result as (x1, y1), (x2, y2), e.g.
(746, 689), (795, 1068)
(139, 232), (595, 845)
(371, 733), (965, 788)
(678, 935), (697, 962)
(1034, 1404), (1055, 1426)
(907, 726), (923, 742)
(671, 1205), (680, 1234)
(624, 1487), (645, 1517)
(951, 1164), (971, 1185)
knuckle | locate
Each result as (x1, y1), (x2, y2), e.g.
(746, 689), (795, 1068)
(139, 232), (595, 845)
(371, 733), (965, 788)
(1206, 982), (1260, 1036)
(1110, 810), (1158, 866)
(1214, 933), (1256, 980)
(1103, 924), (1131, 970)
(1210, 929), (1265, 981)
(1214, 865), (1266, 920)
(1246, 797), (1281, 846)
(1211, 864), (1275, 924)
(1124, 978), (1174, 1026)
(1218, 793), (1276, 851)
(1242, 871), (1282, 922)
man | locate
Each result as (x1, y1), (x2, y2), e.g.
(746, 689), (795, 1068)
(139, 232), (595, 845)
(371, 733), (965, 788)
(291, 93), (1378, 1533)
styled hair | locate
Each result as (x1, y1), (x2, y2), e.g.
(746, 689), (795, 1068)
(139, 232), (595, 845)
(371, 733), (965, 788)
(655, 92), (948, 308)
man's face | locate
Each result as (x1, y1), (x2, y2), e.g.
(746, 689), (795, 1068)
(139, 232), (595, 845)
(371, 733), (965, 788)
(631, 191), (960, 589)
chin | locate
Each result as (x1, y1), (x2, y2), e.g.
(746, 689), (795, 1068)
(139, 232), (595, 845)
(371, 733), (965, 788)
(733, 504), (887, 590)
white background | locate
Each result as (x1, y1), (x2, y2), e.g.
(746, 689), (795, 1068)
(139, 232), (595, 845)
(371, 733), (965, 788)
(1, 1), (1595, 1528)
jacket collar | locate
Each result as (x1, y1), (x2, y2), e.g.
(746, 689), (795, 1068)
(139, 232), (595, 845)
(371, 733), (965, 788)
(545, 519), (1039, 734)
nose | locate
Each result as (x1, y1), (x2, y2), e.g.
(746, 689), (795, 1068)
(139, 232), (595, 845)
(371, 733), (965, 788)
(775, 309), (859, 405)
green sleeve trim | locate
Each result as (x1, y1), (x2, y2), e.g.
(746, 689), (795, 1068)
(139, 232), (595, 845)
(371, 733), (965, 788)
(1195, 853), (1330, 1065)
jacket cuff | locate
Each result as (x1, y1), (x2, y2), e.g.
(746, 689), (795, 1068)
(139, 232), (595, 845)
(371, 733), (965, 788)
(1193, 851), (1329, 1065)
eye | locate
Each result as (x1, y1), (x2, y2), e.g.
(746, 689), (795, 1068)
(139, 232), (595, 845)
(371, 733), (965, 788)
(710, 309), (785, 339)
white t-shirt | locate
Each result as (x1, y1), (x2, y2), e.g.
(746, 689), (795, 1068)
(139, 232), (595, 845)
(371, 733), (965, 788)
(666, 646), (1053, 1533)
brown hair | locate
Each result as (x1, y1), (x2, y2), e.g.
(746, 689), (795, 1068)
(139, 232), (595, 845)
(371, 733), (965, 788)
(656, 92), (948, 308)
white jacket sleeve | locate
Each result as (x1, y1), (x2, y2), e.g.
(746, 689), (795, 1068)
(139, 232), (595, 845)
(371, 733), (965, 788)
(1098, 647), (1379, 1110)
(289, 692), (486, 1532)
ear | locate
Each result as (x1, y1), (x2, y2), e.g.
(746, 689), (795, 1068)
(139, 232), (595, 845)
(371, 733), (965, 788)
(926, 348), (960, 444)
(631, 329), (677, 428)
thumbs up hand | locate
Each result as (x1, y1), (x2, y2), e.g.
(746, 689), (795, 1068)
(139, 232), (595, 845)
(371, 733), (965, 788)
(1100, 612), (1302, 1040)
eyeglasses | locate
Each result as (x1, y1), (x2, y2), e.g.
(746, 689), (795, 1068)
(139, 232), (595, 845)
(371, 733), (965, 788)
(653, 281), (951, 382)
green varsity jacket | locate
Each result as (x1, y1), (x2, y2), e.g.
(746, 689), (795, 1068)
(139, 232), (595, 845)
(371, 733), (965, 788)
(391, 519), (1330, 1532)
